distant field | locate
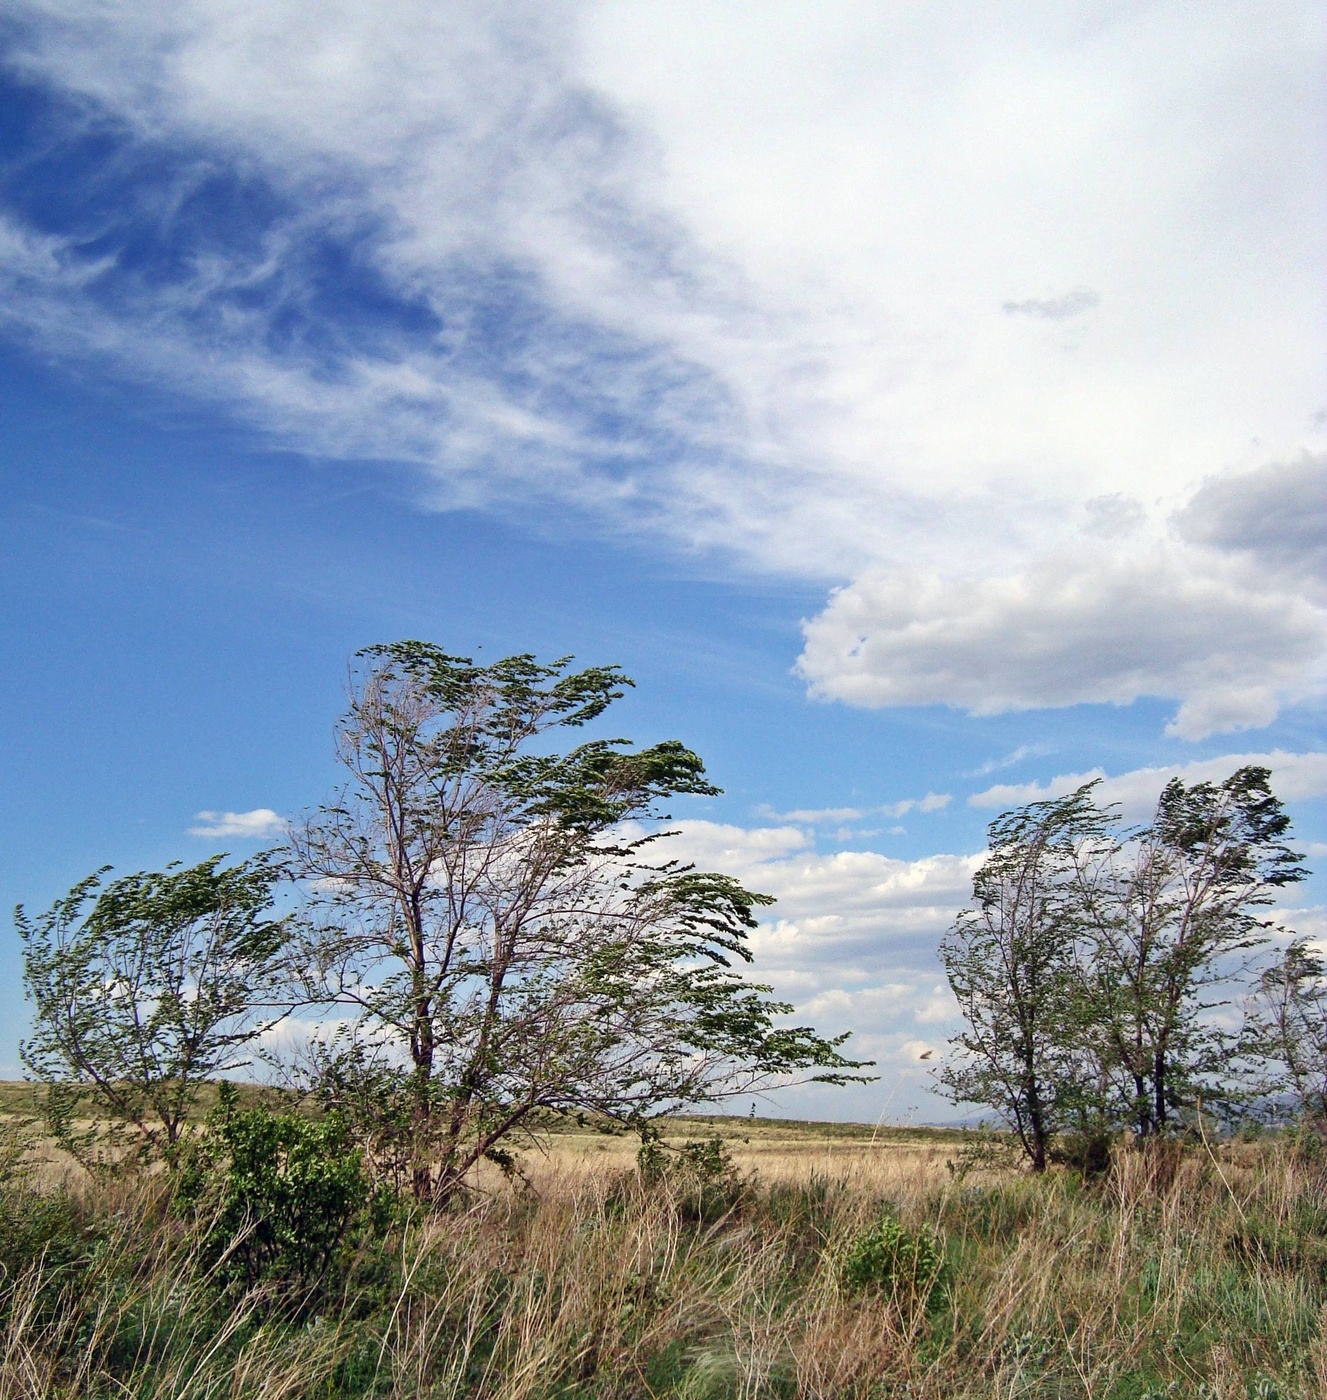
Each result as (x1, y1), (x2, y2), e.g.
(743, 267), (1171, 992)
(0, 1078), (297, 1121)
(0, 1080), (986, 1191)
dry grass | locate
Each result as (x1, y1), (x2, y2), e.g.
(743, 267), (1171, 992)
(1, 1105), (1325, 1398)
(521, 1116), (959, 1197)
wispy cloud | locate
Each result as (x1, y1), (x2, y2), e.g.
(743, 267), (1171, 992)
(189, 808), (286, 839)
(758, 794), (950, 825)
(1, 2), (1324, 732)
(756, 805), (864, 825)
(966, 744), (1054, 778)
(1002, 287), (1099, 320)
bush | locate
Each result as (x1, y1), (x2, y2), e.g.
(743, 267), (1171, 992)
(178, 1089), (382, 1298)
(0, 1183), (104, 1289)
(1050, 1129), (1113, 1177)
(637, 1131), (747, 1221)
(838, 1213), (948, 1310)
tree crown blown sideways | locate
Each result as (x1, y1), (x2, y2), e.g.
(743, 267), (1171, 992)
(283, 643), (868, 1198)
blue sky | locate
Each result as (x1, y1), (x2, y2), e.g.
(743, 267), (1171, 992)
(2, 2), (1324, 1120)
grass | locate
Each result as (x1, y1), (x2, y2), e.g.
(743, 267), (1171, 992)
(0, 1088), (1324, 1398)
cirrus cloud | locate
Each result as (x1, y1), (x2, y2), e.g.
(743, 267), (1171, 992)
(0, 1), (1321, 579)
(0, 2), (1324, 749)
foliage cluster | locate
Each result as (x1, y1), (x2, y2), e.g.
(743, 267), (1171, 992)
(175, 1085), (386, 1298)
(634, 1128), (748, 1221)
(837, 1213), (948, 1313)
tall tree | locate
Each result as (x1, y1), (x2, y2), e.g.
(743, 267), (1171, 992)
(1074, 767), (1306, 1136)
(19, 854), (291, 1158)
(287, 643), (864, 1199)
(938, 785), (1109, 1171)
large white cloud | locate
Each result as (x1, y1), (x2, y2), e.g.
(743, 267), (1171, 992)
(1, 4), (1321, 555)
(2, 2), (1325, 730)
(797, 540), (1327, 739)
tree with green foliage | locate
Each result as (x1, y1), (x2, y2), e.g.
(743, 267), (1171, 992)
(1073, 767), (1306, 1137)
(937, 784), (1109, 1171)
(1246, 937), (1327, 1134)
(286, 643), (866, 1199)
(940, 767), (1308, 1161)
(19, 854), (291, 1159)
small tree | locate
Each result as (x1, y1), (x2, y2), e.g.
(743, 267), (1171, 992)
(19, 854), (291, 1159)
(1246, 938), (1327, 1134)
(287, 643), (865, 1199)
(938, 785), (1108, 1171)
(1074, 767), (1305, 1136)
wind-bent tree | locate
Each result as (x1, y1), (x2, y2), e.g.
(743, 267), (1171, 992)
(938, 785), (1108, 1171)
(287, 643), (864, 1199)
(1246, 938), (1327, 1133)
(1074, 767), (1305, 1137)
(19, 854), (291, 1158)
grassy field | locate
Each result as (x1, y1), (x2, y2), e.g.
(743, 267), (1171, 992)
(1, 1085), (1324, 1398)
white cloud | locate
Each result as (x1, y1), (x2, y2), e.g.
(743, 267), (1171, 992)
(968, 749), (1327, 819)
(756, 805), (863, 825)
(967, 744), (1054, 778)
(651, 819), (978, 974)
(189, 808), (287, 839)
(1002, 287), (1099, 321)
(2, 3), (1324, 733)
(759, 794), (951, 824)
(797, 543), (1327, 739)
(638, 818), (981, 1116)
(0, 5), (1318, 559)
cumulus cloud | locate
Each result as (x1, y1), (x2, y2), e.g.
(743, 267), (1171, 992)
(641, 819), (977, 1117)
(968, 749), (1327, 819)
(189, 808), (287, 838)
(1175, 455), (1327, 591)
(650, 819), (977, 982)
(797, 543), (1327, 739)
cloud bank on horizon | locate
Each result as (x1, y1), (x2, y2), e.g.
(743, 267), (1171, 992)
(1, 0), (1324, 741)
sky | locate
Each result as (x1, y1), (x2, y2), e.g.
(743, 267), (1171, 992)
(1, 0), (1324, 1122)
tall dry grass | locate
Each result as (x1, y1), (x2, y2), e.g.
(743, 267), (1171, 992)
(1, 1129), (1326, 1398)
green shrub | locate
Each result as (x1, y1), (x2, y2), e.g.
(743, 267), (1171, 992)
(0, 1183), (104, 1289)
(636, 1130), (747, 1221)
(839, 1213), (948, 1309)
(178, 1089), (381, 1298)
